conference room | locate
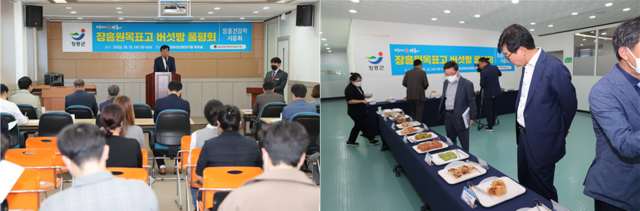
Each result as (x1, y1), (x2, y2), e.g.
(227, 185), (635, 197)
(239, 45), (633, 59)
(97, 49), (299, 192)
(320, 0), (639, 211)
(1, 0), (320, 210)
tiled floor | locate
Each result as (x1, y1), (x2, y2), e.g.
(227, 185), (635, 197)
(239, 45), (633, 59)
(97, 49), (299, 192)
(320, 98), (596, 211)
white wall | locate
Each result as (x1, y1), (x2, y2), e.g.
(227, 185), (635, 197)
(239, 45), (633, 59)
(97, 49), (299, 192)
(278, 2), (320, 83)
(321, 50), (349, 98)
(347, 19), (522, 101)
(1, 0), (17, 90)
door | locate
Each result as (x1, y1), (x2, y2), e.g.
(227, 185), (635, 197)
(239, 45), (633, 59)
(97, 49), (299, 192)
(277, 38), (290, 103)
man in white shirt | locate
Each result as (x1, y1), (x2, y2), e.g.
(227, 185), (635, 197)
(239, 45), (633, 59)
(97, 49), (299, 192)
(1, 84), (29, 129)
(8, 77), (43, 117)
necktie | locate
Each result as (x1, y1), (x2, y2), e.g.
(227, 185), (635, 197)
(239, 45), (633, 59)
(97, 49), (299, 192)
(271, 71), (276, 82)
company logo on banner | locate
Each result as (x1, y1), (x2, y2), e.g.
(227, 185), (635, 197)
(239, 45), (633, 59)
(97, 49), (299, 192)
(62, 22), (252, 52)
(389, 44), (515, 75)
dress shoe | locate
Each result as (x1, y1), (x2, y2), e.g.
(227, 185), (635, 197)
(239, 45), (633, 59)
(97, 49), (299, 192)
(159, 168), (167, 175)
(174, 167), (182, 175)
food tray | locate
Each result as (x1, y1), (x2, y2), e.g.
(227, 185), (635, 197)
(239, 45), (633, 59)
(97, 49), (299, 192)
(407, 132), (438, 143)
(395, 127), (424, 136)
(431, 149), (469, 165)
(396, 121), (421, 129)
(515, 206), (552, 211)
(475, 177), (526, 208)
(437, 161), (486, 184)
(412, 141), (449, 154)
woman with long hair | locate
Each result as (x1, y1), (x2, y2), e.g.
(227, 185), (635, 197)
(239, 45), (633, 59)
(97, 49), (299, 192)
(113, 96), (145, 149)
(101, 104), (142, 168)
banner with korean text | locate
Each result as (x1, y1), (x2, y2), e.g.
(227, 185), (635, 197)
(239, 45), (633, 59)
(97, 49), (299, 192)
(62, 22), (252, 52)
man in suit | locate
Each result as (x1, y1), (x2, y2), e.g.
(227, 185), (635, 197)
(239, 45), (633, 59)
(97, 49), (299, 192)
(437, 61), (477, 152)
(153, 80), (190, 175)
(252, 82), (285, 116)
(498, 24), (577, 202)
(65, 79), (99, 116)
(282, 84), (317, 121)
(99, 85), (119, 112)
(583, 16), (640, 211)
(9, 77), (43, 117)
(264, 57), (288, 95)
(153, 45), (176, 73)
(478, 57), (502, 132)
(403, 59), (429, 123)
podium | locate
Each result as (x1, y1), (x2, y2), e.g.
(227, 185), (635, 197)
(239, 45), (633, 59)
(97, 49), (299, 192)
(146, 72), (181, 109)
(246, 87), (264, 109)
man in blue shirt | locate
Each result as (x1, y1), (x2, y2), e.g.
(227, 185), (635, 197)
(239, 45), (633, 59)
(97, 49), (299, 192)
(282, 84), (317, 121)
(99, 85), (119, 112)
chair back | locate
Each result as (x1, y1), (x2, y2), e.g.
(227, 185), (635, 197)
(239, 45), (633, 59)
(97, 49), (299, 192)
(38, 112), (73, 137)
(1, 112), (21, 148)
(291, 112), (320, 151)
(5, 148), (59, 190)
(25, 137), (66, 173)
(179, 136), (191, 170)
(6, 169), (41, 211)
(314, 103), (320, 114)
(95, 113), (102, 127)
(188, 148), (202, 188)
(17, 104), (38, 119)
(65, 105), (94, 119)
(201, 167), (263, 210)
(107, 167), (148, 183)
(154, 110), (190, 157)
(133, 103), (153, 118)
(257, 102), (286, 129)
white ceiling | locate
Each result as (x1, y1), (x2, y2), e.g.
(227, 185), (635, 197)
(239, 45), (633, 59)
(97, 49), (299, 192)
(321, 0), (640, 52)
(21, 0), (317, 21)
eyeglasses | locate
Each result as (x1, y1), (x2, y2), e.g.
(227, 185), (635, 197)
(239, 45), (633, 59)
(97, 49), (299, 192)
(504, 52), (514, 61)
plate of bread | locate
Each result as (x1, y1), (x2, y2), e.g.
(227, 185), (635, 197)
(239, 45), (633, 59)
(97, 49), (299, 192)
(475, 177), (526, 208)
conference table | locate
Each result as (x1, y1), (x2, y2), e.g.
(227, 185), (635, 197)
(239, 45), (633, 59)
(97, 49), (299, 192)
(18, 118), (196, 134)
(260, 118), (281, 124)
(366, 90), (519, 136)
(240, 109), (256, 136)
(376, 113), (555, 210)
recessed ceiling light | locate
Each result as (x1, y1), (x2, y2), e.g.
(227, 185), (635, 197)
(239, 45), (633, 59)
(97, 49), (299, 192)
(117, 11), (123, 14)
(77, 17), (83, 19)
(548, 25), (553, 27)
(530, 29), (535, 31)
(65, 7), (72, 9)
(253, 11), (259, 13)
(70, 11), (77, 14)
(512, 0), (519, 3)
(214, 7), (221, 10)
(583, 39), (586, 41)
(580, 44), (583, 46)
(328, 50), (332, 52)
(590, 16), (596, 19)
(444, 10), (451, 14)
(200, 18), (205, 20)
(320, 32), (323, 34)
(326, 48), (330, 50)
(263, 7), (269, 9)
(118, 17), (123, 20)
(350, 0), (360, 2)
(53, 0), (67, 3)
(115, 7), (122, 10)
(239, 17), (245, 20)
(605, 3), (613, 7)
(623, 8), (631, 11)
(594, 40), (597, 42)
(474, 14), (481, 18)
(321, 38), (326, 41)
(601, 32), (607, 35)
(324, 44), (328, 46)
(431, 18), (437, 21)
(571, 12), (578, 15)
(591, 31), (595, 33)
(349, 9), (357, 13)
(208, 12), (214, 14)
(459, 21), (465, 24)
(530, 22), (536, 25)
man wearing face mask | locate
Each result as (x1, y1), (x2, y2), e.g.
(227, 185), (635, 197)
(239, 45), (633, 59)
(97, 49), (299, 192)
(477, 57), (502, 132)
(264, 57), (288, 95)
(498, 24), (577, 202)
(583, 16), (640, 211)
(437, 61), (476, 152)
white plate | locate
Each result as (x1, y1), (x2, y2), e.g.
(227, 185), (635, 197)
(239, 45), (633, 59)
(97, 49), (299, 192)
(516, 206), (552, 211)
(412, 141), (449, 154)
(475, 177), (526, 208)
(382, 109), (393, 113)
(392, 108), (403, 113)
(437, 161), (487, 184)
(407, 132), (438, 142)
(431, 149), (469, 165)
(395, 127), (424, 136)
(396, 121), (421, 129)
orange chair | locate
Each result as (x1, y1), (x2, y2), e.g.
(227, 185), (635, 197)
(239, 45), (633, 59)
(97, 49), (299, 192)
(25, 137), (67, 173)
(177, 136), (191, 210)
(5, 149), (61, 192)
(107, 167), (148, 184)
(141, 149), (150, 185)
(198, 167), (263, 211)
(186, 148), (201, 211)
(6, 169), (45, 211)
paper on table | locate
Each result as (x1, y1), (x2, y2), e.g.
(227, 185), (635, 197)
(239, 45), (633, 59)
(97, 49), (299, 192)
(462, 107), (470, 129)
(271, 119), (282, 122)
(0, 160), (26, 201)
(242, 109), (252, 112)
(27, 120), (39, 125)
(8, 121), (17, 130)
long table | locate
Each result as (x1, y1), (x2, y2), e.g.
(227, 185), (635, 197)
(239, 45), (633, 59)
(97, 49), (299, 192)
(377, 114), (553, 210)
(18, 118), (195, 134)
(366, 90), (518, 136)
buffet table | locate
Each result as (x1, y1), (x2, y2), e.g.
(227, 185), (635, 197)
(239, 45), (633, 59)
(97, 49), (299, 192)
(377, 113), (554, 210)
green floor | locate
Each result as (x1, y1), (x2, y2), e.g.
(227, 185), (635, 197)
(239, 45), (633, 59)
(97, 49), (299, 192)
(320, 98), (596, 211)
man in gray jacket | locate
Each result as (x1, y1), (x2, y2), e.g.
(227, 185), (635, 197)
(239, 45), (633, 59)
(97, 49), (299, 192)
(438, 61), (477, 152)
(403, 59), (429, 122)
(9, 77), (43, 117)
(252, 82), (285, 116)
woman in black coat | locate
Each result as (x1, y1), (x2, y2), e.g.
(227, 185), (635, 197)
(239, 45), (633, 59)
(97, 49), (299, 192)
(344, 73), (380, 146)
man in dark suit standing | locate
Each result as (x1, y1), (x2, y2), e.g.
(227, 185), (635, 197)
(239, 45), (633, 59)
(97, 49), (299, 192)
(153, 80), (190, 175)
(498, 24), (577, 202)
(153, 45), (176, 73)
(252, 82), (285, 116)
(478, 57), (502, 132)
(403, 59), (429, 122)
(438, 61), (477, 152)
(65, 79), (99, 116)
(264, 57), (288, 95)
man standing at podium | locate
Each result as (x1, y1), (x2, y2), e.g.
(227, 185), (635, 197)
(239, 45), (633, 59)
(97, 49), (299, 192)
(154, 45), (176, 73)
(264, 57), (288, 95)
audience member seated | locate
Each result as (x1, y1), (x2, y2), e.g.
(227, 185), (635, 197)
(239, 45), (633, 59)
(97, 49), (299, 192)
(310, 84), (320, 105)
(39, 123), (158, 210)
(1, 116), (9, 140)
(153, 80), (190, 175)
(113, 96), (145, 149)
(99, 85), (120, 112)
(100, 104), (142, 168)
(192, 105), (263, 208)
(1, 84), (29, 128)
(282, 84), (317, 121)
(218, 121), (319, 211)
(190, 99), (224, 153)
(65, 79), (99, 116)
(9, 76), (43, 117)
(252, 82), (285, 116)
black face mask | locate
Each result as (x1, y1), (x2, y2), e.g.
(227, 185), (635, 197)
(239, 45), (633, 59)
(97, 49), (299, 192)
(271, 65), (278, 71)
(477, 67), (482, 72)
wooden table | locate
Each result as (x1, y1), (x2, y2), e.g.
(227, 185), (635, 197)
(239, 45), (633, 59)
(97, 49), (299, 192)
(32, 85), (97, 111)
(240, 109), (255, 136)
(260, 118), (281, 124)
(18, 118), (195, 134)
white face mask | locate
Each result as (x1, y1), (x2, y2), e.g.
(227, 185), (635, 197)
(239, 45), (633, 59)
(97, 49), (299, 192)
(626, 47), (640, 74)
(446, 75), (458, 83)
(354, 82), (362, 87)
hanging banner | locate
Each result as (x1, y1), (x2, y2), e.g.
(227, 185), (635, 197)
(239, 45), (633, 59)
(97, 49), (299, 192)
(62, 22), (252, 52)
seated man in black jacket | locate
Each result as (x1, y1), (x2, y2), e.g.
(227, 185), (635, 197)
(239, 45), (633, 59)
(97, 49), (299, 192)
(152, 81), (190, 175)
(65, 79), (99, 116)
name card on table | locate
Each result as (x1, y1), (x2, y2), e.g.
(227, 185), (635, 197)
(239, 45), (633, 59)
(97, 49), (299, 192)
(444, 137), (454, 146)
(460, 187), (478, 209)
(476, 157), (488, 167)
(392, 123), (396, 129)
(403, 134), (408, 143)
(552, 200), (569, 211)
(424, 152), (433, 166)
(422, 123), (429, 130)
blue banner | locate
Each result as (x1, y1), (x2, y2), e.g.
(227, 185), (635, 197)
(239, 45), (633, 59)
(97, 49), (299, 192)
(389, 44), (514, 75)
(92, 22), (252, 52)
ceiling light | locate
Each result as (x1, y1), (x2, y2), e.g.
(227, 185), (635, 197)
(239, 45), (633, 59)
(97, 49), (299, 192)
(118, 17), (123, 20)
(605, 3), (613, 7)
(214, 7), (221, 10)
(474, 14), (481, 18)
(321, 38), (326, 41)
(530, 22), (536, 25)
(320, 32), (323, 34)
(512, 0), (519, 3)
(623, 8), (631, 11)
(350, 0), (360, 2)
(200, 18), (205, 20)
(459, 21), (465, 24)
(117, 11), (123, 14)
(583, 39), (586, 41)
(548, 25), (553, 27)
(349, 9), (357, 13)
(594, 40), (597, 42)
(65, 7), (72, 9)
(77, 17), (83, 19)
(591, 31), (595, 33)
(115, 7), (122, 10)
(239, 17), (245, 20)
(263, 7), (269, 9)
(53, 0), (67, 3)
(253, 11), (259, 13)
(601, 32), (607, 35)
(324, 44), (328, 46)
(580, 44), (583, 46)
(208, 12), (214, 14)
(431, 18), (437, 21)
(530, 29), (535, 31)
(70, 11), (77, 14)
(326, 48), (330, 50)
(590, 16), (596, 19)
(444, 10), (451, 14)
(328, 50), (332, 52)
(571, 12), (578, 15)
